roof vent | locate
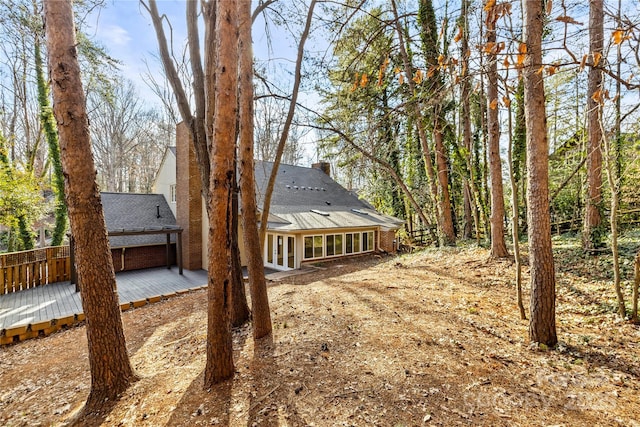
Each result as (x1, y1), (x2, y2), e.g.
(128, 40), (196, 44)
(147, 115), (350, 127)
(322, 188), (326, 191)
(315, 187), (320, 191)
(301, 186), (306, 190)
(325, 201), (331, 205)
(286, 184), (291, 189)
(294, 186), (299, 190)
(351, 208), (369, 215)
(310, 209), (330, 216)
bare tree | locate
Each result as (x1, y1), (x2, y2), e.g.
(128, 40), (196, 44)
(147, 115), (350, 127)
(43, 0), (136, 417)
(257, 0), (317, 246)
(88, 80), (154, 192)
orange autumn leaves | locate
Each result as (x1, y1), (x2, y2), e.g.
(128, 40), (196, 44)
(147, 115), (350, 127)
(349, 57), (440, 92)
(349, 1), (633, 96)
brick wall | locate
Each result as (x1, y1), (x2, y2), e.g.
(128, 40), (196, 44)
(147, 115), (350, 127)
(379, 230), (398, 253)
(111, 245), (177, 272)
(176, 122), (203, 270)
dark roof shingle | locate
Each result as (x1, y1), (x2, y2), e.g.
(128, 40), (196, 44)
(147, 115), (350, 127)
(101, 192), (178, 247)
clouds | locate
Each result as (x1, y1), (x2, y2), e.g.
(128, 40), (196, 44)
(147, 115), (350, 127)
(97, 24), (131, 47)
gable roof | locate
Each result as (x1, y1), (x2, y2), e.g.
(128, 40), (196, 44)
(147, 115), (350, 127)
(151, 150), (403, 232)
(253, 161), (403, 232)
(101, 192), (178, 248)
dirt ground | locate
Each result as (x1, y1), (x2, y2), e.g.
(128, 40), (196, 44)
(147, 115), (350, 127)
(1, 246), (639, 426)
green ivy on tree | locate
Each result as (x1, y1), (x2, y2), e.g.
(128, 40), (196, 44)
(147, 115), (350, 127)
(35, 37), (67, 246)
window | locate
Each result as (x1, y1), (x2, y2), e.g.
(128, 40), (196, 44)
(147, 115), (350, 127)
(314, 236), (323, 258)
(304, 236), (313, 259)
(304, 235), (324, 259)
(277, 235), (284, 265)
(326, 234), (343, 257)
(170, 184), (177, 203)
(287, 236), (295, 268)
(267, 234), (274, 264)
(345, 233), (353, 254)
(334, 234), (343, 255)
(362, 231), (374, 252)
(304, 231), (373, 260)
(326, 235), (335, 256)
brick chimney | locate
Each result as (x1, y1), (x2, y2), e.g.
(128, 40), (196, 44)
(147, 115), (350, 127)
(312, 161), (331, 177)
(176, 122), (203, 270)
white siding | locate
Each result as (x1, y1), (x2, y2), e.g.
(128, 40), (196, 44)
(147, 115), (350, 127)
(152, 149), (177, 216)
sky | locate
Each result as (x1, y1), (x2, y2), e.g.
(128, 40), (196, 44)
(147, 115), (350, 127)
(86, 0), (299, 109)
(84, 0), (322, 164)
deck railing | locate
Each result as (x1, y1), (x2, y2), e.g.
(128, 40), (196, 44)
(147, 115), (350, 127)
(0, 246), (70, 295)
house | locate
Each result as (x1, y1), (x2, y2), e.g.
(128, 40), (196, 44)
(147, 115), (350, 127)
(152, 123), (403, 272)
(100, 192), (181, 272)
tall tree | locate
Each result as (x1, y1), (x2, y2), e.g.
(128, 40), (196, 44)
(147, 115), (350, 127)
(583, 0), (604, 251)
(508, 80), (527, 320)
(238, 0), (272, 339)
(34, 35), (66, 246)
(143, 0), (254, 331)
(523, 0), (557, 346)
(418, 0), (456, 245)
(201, 0), (238, 384)
(390, 0), (445, 244)
(43, 0), (136, 416)
(88, 80), (158, 193)
(484, 0), (509, 257)
(458, 0), (479, 241)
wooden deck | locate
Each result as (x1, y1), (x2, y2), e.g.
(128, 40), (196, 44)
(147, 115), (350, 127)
(0, 267), (208, 329)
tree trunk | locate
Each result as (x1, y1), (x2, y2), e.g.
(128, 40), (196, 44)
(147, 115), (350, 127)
(602, 126), (626, 318)
(230, 166), (250, 327)
(434, 125), (456, 245)
(202, 0), (237, 385)
(632, 252), (639, 322)
(391, 0), (443, 243)
(523, 0), (557, 347)
(485, 7), (509, 258)
(146, 0), (250, 342)
(507, 85), (526, 321)
(44, 0), (136, 413)
(35, 36), (67, 246)
(238, 0), (273, 340)
(460, 2), (480, 242)
(583, 0), (604, 251)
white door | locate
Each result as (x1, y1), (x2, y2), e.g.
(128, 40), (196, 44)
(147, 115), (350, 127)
(265, 234), (295, 270)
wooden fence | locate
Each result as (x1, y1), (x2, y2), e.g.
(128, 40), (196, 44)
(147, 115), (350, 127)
(0, 246), (70, 295)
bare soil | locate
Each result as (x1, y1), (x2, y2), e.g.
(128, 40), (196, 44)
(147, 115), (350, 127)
(1, 246), (639, 426)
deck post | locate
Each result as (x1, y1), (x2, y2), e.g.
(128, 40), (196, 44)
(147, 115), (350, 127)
(166, 233), (171, 270)
(69, 235), (79, 292)
(177, 231), (183, 275)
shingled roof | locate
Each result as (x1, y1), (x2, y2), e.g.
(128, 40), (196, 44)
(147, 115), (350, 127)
(254, 161), (404, 232)
(101, 192), (178, 248)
